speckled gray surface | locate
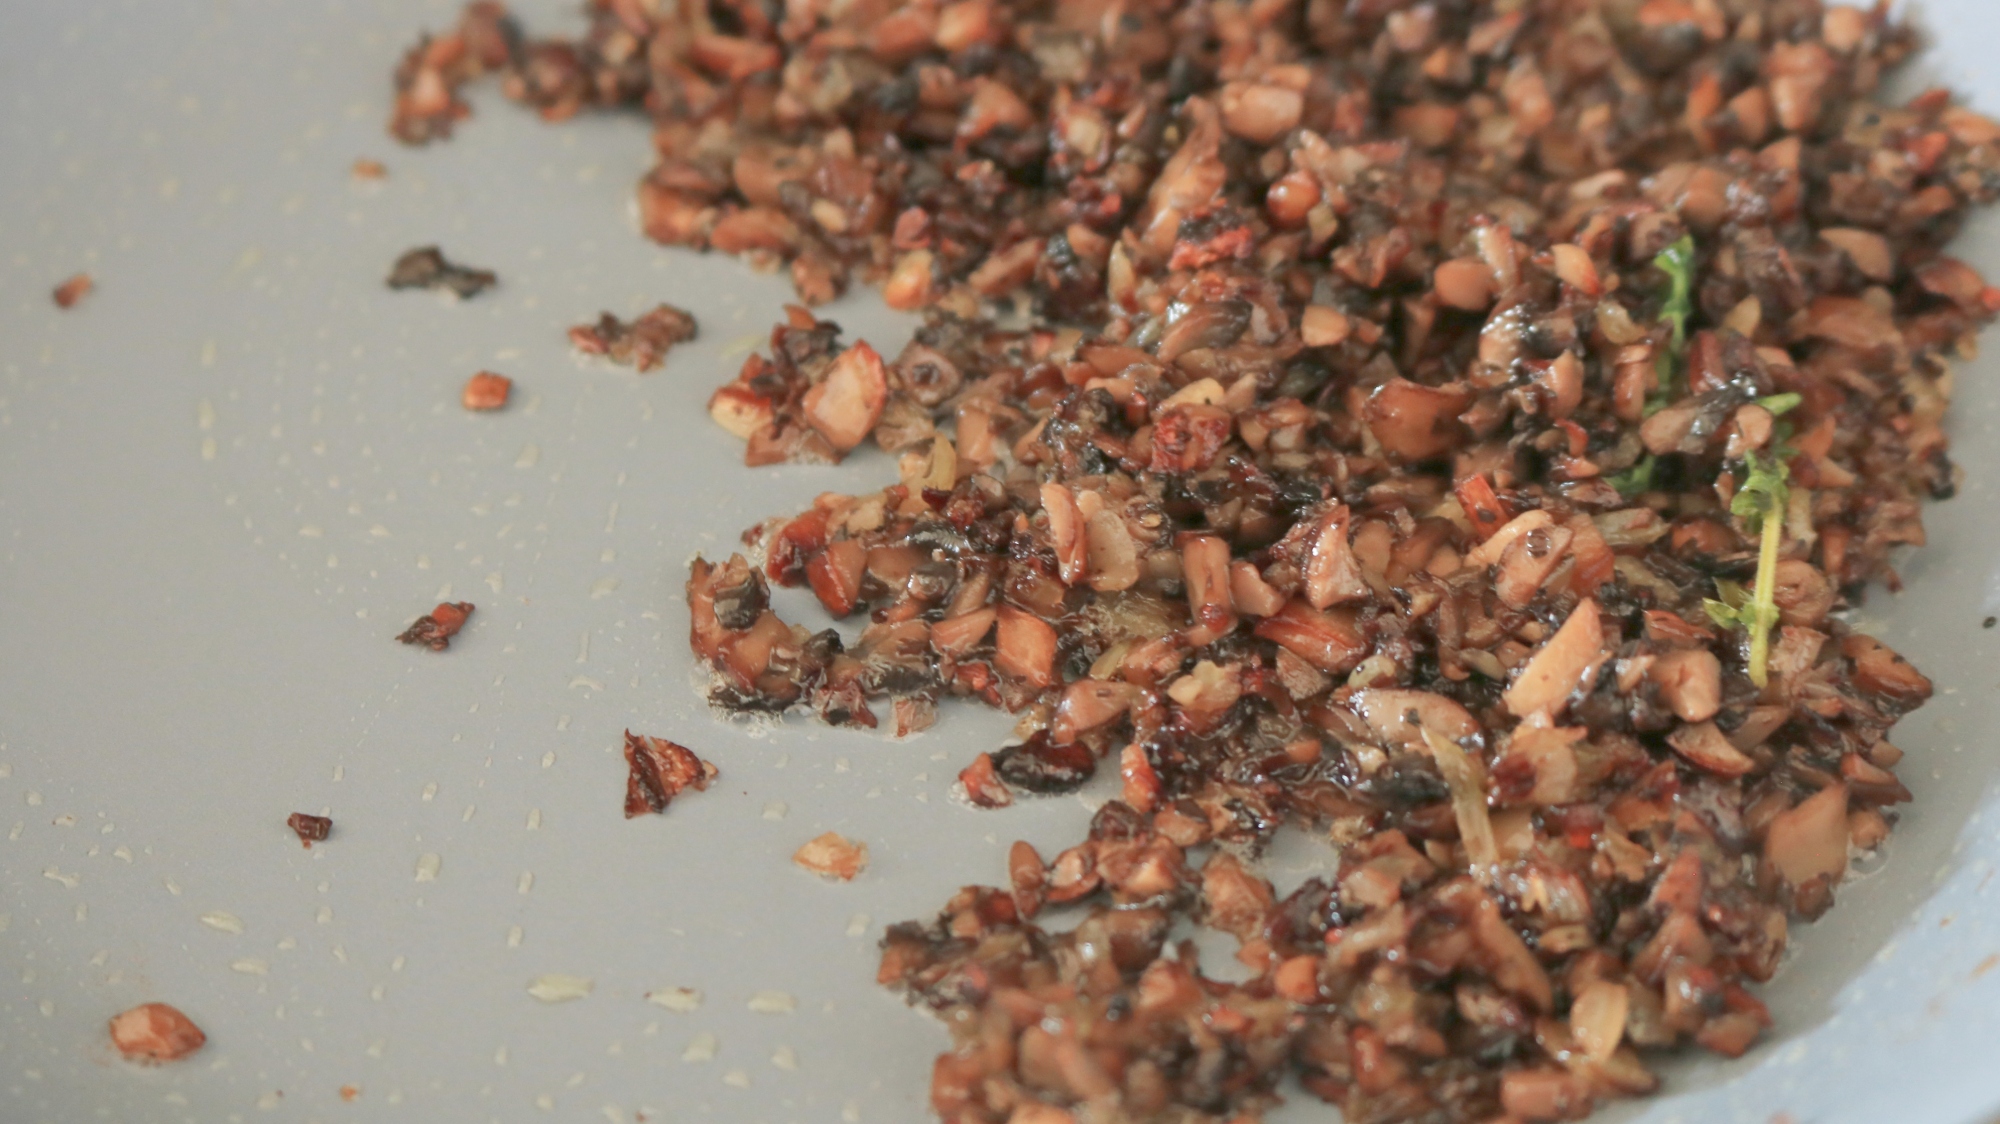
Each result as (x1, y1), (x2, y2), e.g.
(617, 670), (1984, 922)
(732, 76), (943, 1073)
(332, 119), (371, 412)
(2, 2), (1999, 1123)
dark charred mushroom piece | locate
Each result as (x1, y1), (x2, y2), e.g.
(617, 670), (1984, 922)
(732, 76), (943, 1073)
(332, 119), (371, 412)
(396, 602), (474, 650)
(386, 246), (497, 297)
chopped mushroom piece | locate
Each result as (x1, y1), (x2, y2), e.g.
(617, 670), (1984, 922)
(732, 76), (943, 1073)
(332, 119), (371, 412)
(623, 731), (717, 817)
(461, 371), (512, 410)
(395, 601), (474, 650)
(385, 246), (497, 297)
(287, 813), (332, 848)
(569, 303), (698, 371)
(52, 273), (93, 309)
(388, 2), (518, 143)
(793, 832), (867, 880)
(1503, 598), (1607, 719)
(109, 1003), (206, 1063)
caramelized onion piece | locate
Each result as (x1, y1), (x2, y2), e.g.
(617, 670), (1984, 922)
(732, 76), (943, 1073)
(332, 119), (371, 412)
(1422, 727), (1498, 874)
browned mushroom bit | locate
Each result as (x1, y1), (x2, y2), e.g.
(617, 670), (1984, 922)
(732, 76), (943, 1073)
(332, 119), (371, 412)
(108, 1003), (206, 1063)
(794, 831), (868, 880)
(623, 731), (718, 818)
(385, 246), (498, 298)
(462, 370), (514, 411)
(52, 273), (94, 309)
(704, 308), (893, 466)
(287, 812), (333, 848)
(388, 1), (521, 144)
(569, 303), (699, 371)
(407, 0), (1997, 1120)
(396, 601), (475, 651)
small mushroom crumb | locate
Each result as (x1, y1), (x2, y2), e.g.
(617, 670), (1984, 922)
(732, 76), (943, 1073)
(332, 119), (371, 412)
(52, 274), (93, 309)
(1985, 616), (1996, 629)
(526, 974), (594, 1002)
(461, 371), (513, 411)
(109, 1002), (206, 1063)
(623, 731), (717, 818)
(351, 159), (387, 180)
(396, 601), (474, 650)
(792, 833), (867, 881)
(568, 304), (698, 372)
(287, 813), (332, 848)
(385, 246), (497, 298)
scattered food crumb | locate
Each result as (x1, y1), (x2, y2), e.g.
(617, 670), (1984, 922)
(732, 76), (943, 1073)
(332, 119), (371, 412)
(771, 1045), (798, 1070)
(623, 731), (717, 818)
(199, 911), (245, 935)
(645, 987), (701, 1012)
(761, 801), (787, 820)
(792, 832), (867, 881)
(109, 1003), (206, 1063)
(339, 1085), (361, 1103)
(723, 1069), (750, 1088)
(1985, 616), (1996, 629)
(746, 990), (796, 1014)
(845, 913), (869, 938)
(397, 602), (474, 651)
(351, 158), (387, 180)
(52, 273), (94, 309)
(385, 246), (497, 298)
(527, 974), (595, 1003)
(680, 1031), (718, 1063)
(461, 371), (513, 411)
(287, 813), (332, 848)
(568, 304), (698, 372)
(413, 853), (441, 882)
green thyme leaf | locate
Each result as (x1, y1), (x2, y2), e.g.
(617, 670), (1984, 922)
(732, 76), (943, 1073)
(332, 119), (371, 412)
(1721, 451), (1791, 688)
(1647, 234), (1698, 412)
(1704, 598), (1750, 631)
(1729, 449), (1790, 522)
(1655, 234), (1697, 352)
(1609, 455), (1656, 497)
(1757, 392), (1803, 417)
